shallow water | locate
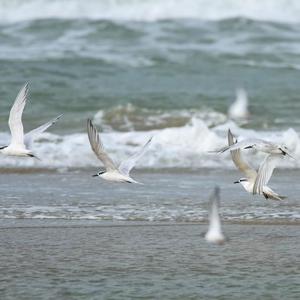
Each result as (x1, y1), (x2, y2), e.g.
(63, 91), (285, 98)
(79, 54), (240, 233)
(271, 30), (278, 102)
(0, 169), (299, 299)
(0, 222), (299, 300)
(0, 170), (299, 222)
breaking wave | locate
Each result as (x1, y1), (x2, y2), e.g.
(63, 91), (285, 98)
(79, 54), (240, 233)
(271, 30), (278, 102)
(0, 115), (300, 170)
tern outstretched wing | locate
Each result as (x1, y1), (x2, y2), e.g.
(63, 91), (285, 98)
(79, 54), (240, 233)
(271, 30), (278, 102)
(228, 129), (257, 180)
(253, 154), (281, 195)
(24, 114), (63, 148)
(8, 83), (29, 146)
(208, 186), (222, 233)
(118, 137), (152, 176)
(87, 119), (117, 172)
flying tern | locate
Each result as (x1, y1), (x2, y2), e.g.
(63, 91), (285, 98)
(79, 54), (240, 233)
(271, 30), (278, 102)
(205, 186), (226, 245)
(87, 119), (152, 183)
(0, 83), (62, 158)
(213, 136), (293, 158)
(228, 129), (286, 201)
(228, 88), (249, 120)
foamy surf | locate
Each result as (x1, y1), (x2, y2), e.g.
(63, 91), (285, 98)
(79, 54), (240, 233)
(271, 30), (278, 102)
(1, 204), (299, 221)
(0, 118), (299, 169)
(1, 0), (300, 23)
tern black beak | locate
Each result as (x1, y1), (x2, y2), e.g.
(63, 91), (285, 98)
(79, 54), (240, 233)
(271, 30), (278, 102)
(280, 149), (287, 156)
(92, 174), (98, 177)
(234, 181), (239, 184)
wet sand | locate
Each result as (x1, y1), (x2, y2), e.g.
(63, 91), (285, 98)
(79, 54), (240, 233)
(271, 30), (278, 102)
(0, 222), (299, 300)
(0, 170), (299, 299)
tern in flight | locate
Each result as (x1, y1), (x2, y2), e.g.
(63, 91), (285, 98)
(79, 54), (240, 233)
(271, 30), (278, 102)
(87, 119), (152, 183)
(213, 135), (293, 158)
(228, 129), (286, 201)
(0, 83), (62, 158)
(228, 88), (249, 121)
(205, 186), (226, 245)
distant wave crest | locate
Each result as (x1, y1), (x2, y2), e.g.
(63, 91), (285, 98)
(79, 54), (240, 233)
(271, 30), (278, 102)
(1, 0), (300, 23)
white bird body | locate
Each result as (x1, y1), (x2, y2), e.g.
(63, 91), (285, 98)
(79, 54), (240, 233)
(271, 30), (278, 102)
(0, 144), (32, 157)
(228, 88), (249, 120)
(0, 83), (62, 158)
(98, 170), (139, 184)
(238, 179), (283, 201)
(205, 187), (226, 245)
(87, 119), (152, 184)
(216, 137), (291, 157)
(228, 130), (285, 201)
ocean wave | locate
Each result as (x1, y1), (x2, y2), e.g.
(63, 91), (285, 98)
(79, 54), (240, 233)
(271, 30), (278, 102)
(1, 0), (300, 23)
(0, 118), (299, 169)
(93, 104), (227, 131)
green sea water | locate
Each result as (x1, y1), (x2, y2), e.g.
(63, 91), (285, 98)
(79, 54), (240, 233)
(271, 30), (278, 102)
(1, 18), (300, 133)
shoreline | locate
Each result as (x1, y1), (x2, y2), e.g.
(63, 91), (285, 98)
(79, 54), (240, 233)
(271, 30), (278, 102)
(1, 219), (300, 230)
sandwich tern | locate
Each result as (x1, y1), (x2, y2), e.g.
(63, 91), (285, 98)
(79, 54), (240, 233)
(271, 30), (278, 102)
(87, 119), (152, 183)
(214, 135), (292, 157)
(228, 129), (286, 201)
(228, 88), (249, 121)
(0, 83), (62, 158)
(205, 186), (226, 245)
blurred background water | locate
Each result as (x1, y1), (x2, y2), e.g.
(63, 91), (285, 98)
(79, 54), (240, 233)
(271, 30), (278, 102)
(1, 0), (300, 169)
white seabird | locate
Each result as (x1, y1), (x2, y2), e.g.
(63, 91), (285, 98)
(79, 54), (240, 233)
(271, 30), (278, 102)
(0, 83), (62, 158)
(205, 186), (226, 245)
(214, 136), (293, 158)
(228, 129), (286, 201)
(228, 88), (249, 121)
(87, 119), (152, 183)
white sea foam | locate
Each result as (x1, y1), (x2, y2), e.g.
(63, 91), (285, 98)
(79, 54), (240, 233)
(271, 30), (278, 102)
(0, 118), (299, 169)
(1, 204), (299, 221)
(1, 0), (300, 23)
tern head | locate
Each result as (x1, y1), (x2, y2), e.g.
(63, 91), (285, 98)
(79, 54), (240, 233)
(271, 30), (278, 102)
(234, 178), (252, 191)
(234, 178), (248, 184)
(92, 170), (106, 177)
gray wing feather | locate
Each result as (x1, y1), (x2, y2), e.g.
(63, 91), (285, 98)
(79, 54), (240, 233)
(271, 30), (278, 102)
(228, 129), (257, 179)
(87, 119), (117, 171)
(118, 137), (153, 176)
(253, 154), (281, 195)
(8, 83), (29, 146)
(214, 138), (265, 153)
(24, 114), (63, 148)
(208, 186), (222, 233)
